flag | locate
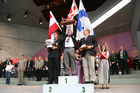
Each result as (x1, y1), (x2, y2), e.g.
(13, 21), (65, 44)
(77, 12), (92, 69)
(77, 0), (94, 40)
(67, 0), (78, 20)
(48, 11), (61, 39)
(66, 0), (78, 33)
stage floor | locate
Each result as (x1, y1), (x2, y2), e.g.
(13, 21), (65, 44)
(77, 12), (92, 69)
(0, 85), (139, 93)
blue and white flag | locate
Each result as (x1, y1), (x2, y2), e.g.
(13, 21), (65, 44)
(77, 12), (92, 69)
(77, 0), (94, 40)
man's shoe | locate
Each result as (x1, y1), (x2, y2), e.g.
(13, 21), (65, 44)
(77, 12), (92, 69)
(17, 84), (23, 86)
(106, 87), (110, 89)
(46, 82), (53, 84)
(90, 81), (97, 85)
(83, 81), (90, 84)
(101, 87), (105, 89)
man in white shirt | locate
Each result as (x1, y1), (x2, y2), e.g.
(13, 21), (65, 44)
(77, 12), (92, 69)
(62, 23), (78, 76)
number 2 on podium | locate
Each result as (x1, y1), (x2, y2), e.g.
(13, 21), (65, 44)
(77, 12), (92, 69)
(65, 78), (67, 84)
(82, 87), (85, 93)
(49, 87), (52, 92)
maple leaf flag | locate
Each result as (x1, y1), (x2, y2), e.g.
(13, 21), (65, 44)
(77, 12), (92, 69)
(67, 0), (78, 20)
(66, 0), (78, 33)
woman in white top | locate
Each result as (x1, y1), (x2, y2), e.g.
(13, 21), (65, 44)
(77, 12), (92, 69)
(5, 62), (13, 85)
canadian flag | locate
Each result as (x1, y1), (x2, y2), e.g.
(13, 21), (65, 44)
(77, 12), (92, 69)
(67, 0), (78, 20)
(66, 0), (78, 33)
(48, 11), (61, 39)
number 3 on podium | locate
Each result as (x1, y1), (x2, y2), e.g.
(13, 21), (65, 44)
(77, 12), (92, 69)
(82, 87), (85, 93)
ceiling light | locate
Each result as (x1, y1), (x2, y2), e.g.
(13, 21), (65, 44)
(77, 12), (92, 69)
(7, 15), (12, 22)
(2, 0), (7, 3)
(39, 19), (43, 25)
(24, 11), (28, 18)
(91, 0), (132, 29)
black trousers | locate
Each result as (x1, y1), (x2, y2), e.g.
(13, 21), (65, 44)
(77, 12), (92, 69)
(133, 59), (140, 70)
(48, 57), (60, 84)
(36, 69), (42, 81)
(26, 68), (32, 78)
(111, 64), (118, 75)
(120, 59), (129, 74)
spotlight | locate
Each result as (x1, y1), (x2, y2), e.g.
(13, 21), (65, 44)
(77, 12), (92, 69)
(39, 19), (43, 25)
(2, 0), (7, 3)
(24, 11), (28, 18)
(7, 15), (12, 22)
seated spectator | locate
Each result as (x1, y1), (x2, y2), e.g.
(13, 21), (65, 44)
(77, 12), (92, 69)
(26, 57), (34, 78)
(35, 56), (44, 81)
(0, 60), (3, 77)
(130, 46), (140, 70)
(43, 57), (49, 78)
(109, 50), (119, 75)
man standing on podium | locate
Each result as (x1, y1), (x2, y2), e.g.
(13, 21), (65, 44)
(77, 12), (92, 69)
(62, 22), (79, 76)
(79, 29), (98, 84)
(47, 31), (62, 84)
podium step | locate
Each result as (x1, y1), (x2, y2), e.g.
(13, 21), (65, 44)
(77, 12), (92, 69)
(58, 76), (78, 85)
(43, 76), (94, 93)
(43, 84), (94, 93)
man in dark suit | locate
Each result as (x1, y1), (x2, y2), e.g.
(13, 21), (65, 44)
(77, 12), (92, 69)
(79, 29), (98, 84)
(109, 50), (119, 75)
(26, 57), (34, 78)
(6, 57), (13, 64)
(47, 31), (62, 84)
(62, 22), (79, 76)
(118, 46), (129, 74)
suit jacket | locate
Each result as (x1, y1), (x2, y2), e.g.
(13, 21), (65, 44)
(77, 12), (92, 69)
(118, 50), (128, 61)
(17, 58), (27, 71)
(26, 60), (34, 69)
(35, 60), (44, 70)
(80, 35), (98, 57)
(109, 54), (118, 64)
(48, 38), (62, 58)
(62, 25), (78, 50)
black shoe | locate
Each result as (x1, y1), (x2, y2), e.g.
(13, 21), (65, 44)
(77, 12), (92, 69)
(101, 87), (105, 89)
(65, 74), (69, 76)
(46, 82), (53, 84)
(90, 81), (97, 85)
(106, 87), (110, 89)
(17, 84), (23, 86)
(90, 81), (95, 84)
(83, 81), (90, 84)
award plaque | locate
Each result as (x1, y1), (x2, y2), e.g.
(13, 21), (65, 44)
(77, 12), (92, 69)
(61, 18), (76, 25)
(45, 39), (54, 48)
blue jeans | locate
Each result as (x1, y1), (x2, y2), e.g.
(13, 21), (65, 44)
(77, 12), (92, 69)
(6, 71), (11, 84)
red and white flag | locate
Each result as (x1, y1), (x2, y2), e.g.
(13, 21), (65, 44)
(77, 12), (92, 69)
(48, 11), (61, 39)
(66, 0), (78, 33)
(67, 0), (78, 20)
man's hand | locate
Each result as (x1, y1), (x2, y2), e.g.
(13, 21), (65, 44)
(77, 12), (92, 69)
(112, 62), (115, 64)
(79, 48), (83, 52)
(52, 46), (57, 50)
(75, 50), (79, 53)
(87, 45), (93, 49)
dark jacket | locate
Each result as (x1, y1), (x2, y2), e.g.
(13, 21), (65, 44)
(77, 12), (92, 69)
(26, 60), (34, 69)
(118, 50), (128, 61)
(80, 35), (98, 57)
(109, 54), (118, 64)
(48, 38), (62, 58)
(62, 25), (79, 50)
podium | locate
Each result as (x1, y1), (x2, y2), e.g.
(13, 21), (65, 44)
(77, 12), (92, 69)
(43, 76), (94, 93)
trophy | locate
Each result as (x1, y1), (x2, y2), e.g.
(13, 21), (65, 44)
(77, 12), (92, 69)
(45, 39), (54, 48)
(61, 17), (76, 26)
